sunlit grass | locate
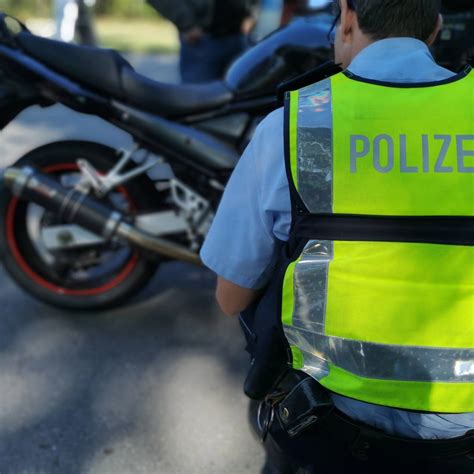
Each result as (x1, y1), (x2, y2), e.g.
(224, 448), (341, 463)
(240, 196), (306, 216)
(25, 17), (179, 54)
(97, 17), (179, 54)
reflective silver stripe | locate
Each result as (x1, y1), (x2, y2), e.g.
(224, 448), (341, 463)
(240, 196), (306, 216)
(291, 240), (333, 334)
(286, 80), (336, 378)
(284, 325), (474, 383)
(287, 79), (335, 372)
(284, 239), (474, 383)
(296, 78), (333, 213)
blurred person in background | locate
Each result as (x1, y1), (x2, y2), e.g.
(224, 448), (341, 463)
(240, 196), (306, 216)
(55, 0), (96, 45)
(147, 0), (260, 83)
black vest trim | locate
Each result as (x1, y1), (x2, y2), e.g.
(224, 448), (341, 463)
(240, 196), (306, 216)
(277, 61), (343, 103)
(343, 65), (472, 88)
(292, 214), (474, 247)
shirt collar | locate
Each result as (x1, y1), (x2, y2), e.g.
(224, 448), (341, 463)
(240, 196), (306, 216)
(346, 38), (440, 82)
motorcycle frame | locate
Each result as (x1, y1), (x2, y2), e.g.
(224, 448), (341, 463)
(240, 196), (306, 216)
(0, 42), (278, 197)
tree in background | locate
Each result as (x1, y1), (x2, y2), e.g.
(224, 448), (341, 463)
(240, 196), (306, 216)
(0, 0), (178, 54)
(1, 0), (51, 17)
(0, 0), (156, 18)
(88, 0), (155, 17)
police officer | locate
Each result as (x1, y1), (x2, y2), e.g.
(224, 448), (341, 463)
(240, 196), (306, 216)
(201, 0), (474, 472)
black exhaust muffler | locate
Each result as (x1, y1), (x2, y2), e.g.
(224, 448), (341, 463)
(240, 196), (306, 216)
(2, 166), (202, 266)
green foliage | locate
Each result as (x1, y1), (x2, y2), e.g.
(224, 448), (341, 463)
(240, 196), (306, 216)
(0, 0), (51, 18)
(0, 0), (160, 19)
(95, 0), (157, 17)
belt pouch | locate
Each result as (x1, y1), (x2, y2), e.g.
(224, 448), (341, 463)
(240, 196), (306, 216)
(277, 377), (334, 438)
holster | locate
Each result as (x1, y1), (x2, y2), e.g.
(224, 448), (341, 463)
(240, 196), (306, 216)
(255, 372), (334, 442)
(276, 376), (334, 438)
(239, 244), (292, 401)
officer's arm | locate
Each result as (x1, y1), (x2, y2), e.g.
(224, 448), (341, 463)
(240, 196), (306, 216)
(216, 277), (259, 316)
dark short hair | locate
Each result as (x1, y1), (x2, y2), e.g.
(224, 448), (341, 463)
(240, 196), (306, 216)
(354, 0), (442, 41)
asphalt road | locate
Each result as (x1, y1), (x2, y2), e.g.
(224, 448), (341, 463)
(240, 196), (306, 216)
(0, 54), (265, 474)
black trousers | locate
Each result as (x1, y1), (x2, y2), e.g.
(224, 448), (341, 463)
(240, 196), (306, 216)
(250, 401), (474, 474)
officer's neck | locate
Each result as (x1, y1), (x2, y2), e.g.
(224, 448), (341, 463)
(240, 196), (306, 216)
(340, 15), (442, 69)
(343, 30), (374, 69)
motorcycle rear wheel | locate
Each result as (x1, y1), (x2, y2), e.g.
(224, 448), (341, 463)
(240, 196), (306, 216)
(0, 141), (161, 311)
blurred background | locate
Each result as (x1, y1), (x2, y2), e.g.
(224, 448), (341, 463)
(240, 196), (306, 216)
(0, 0), (179, 53)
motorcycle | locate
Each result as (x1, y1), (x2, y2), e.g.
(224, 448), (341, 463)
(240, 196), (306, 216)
(436, 3), (474, 71)
(0, 13), (334, 310)
(0, 6), (471, 311)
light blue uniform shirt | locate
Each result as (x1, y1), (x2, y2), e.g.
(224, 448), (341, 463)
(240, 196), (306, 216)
(201, 38), (474, 440)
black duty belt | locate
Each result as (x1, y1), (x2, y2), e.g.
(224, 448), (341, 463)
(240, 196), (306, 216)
(259, 373), (474, 462)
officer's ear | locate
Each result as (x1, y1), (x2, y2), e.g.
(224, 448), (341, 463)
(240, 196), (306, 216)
(340, 0), (357, 42)
(426, 14), (443, 46)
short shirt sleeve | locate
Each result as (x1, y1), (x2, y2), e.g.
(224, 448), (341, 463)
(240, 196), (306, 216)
(200, 108), (291, 289)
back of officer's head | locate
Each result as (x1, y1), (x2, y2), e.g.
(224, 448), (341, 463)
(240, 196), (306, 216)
(356, 0), (442, 41)
(335, 0), (443, 68)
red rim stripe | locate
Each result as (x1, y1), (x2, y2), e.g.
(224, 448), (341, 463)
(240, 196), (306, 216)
(5, 163), (139, 297)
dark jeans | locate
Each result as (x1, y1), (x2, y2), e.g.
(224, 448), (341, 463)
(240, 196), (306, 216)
(249, 401), (474, 474)
(179, 33), (247, 83)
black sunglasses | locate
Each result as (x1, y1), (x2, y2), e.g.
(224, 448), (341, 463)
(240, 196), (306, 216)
(327, 0), (357, 42)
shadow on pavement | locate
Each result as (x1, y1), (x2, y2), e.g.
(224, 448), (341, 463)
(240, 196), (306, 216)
(0, 261), (264, 474)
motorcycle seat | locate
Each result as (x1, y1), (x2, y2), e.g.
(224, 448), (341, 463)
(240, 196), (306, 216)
(16, 32), (234, 118)
(120, 68), (233, 118)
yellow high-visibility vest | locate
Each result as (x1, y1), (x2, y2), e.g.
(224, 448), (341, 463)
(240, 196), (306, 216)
(281, 67), (474, 413)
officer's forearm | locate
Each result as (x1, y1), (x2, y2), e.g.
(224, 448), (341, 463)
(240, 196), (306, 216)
(216, 277), (259, 316)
